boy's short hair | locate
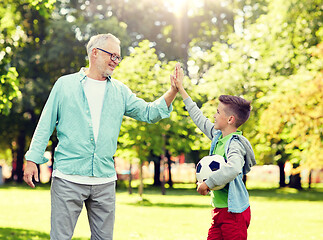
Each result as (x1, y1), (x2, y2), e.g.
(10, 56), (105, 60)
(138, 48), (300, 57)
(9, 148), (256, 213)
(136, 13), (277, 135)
(219, 95), (251, 128)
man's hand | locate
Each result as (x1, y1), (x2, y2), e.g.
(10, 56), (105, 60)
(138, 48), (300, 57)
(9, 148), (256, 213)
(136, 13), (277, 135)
(23, 161), (39, 188)
(174, 63), (184, 91)
(172, 63), (189, 100)
(197, 182), (210, 195)
(170, 62), (182, 92)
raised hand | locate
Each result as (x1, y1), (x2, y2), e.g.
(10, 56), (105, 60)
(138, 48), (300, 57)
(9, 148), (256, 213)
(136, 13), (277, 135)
(174, 63), (184, 91)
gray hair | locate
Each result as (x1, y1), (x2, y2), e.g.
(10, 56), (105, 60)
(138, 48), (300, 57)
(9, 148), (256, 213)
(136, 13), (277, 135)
(86, 33), (120, 56)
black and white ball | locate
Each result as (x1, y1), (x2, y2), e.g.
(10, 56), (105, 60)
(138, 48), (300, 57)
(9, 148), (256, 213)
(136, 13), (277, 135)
(196, 155), (227, 190)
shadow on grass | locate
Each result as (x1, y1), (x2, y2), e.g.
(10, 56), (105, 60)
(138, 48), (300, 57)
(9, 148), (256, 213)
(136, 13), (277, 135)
(116, 184), (202, 197)
(2, 182), (323, 202)
(0, 227), (88, 240)
(0, 182), (51, 191)
(119, 185), (323, 201)
(249, 187), (323, 202)
(125, 198), (210, 208)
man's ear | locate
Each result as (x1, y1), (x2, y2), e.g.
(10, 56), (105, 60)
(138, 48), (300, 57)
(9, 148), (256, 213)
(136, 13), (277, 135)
(228, 115), (236, 125)
(92, 48), (98, 58)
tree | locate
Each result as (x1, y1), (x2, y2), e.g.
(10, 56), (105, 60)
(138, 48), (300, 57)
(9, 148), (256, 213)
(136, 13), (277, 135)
(114, 40), (201, 197)
(0, 0), (59, 116)
(259, 43), (323, 188)
(0, 0), (56, 182)
(0, 67), (20, 115)
(74, 0), (236, 62)
(0, 0), (23, 115)
(188, 0), (322, 186)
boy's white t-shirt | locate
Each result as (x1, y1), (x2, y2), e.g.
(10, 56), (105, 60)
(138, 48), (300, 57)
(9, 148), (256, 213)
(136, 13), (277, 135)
(52, 77), (117, 185)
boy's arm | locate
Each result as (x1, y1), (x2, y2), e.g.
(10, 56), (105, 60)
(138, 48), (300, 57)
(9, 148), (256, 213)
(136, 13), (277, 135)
(205, 140), (246, 189)
(173, 64), (215, 140)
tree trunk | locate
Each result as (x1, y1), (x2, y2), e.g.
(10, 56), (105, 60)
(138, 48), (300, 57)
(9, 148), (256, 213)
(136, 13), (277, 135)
(166, 150), (173, 188)
(128, 163), (132, 195)
(10, 145), (17, 181)
(138, 161), (144, 198)
(289, 173), (302, 190)
(308, 169), (312, 189)
(288, 163), (302, 190)
(277, 160), (286, 188)
(161, 157), (166, 195)
(152, 154), (161, 186)
(16, 130), (26, 183)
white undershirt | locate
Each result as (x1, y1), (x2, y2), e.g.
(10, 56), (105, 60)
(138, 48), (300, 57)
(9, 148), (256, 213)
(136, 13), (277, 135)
(84, 77), (107, 142)
(53, 77), (117, 185)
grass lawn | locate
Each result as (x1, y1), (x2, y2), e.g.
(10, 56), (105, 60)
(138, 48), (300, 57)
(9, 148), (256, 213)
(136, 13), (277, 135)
(0, 181), (322, 240)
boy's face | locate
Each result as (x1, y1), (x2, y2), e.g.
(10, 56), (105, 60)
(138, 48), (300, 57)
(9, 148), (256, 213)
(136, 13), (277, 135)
(213, 102), (230, 130)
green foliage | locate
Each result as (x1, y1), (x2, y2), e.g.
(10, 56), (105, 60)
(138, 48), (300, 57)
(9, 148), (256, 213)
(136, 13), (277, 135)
(259, 44), (323, 169)
(0, 0), (56, 115)
(189, 0), (323, 168)
(0, 67), (20, 115)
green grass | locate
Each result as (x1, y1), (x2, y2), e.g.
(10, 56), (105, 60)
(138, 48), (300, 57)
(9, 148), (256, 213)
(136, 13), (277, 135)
(0, 182), (322, 240)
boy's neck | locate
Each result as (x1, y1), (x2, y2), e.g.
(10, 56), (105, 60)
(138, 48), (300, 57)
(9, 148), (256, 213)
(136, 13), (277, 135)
(221, 127), (238, 138)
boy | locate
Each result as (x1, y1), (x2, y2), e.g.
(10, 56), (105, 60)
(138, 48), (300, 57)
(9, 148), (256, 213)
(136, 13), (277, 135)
(172, 64), (256, 240)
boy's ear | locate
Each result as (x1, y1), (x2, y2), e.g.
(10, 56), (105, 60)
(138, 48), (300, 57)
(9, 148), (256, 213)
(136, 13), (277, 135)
(228, 115), (235, 125)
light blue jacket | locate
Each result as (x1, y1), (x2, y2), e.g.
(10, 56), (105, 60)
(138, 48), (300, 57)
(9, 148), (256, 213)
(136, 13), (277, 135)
(25, 68), (172, 178)
(183, 97), (256, 213)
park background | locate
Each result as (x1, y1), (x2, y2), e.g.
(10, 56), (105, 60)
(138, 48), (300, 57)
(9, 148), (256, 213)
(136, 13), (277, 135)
(0, 0), (322, 239)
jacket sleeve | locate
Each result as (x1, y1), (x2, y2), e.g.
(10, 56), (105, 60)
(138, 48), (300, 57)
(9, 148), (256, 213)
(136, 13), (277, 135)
(25, 79), (61, 164)
(205, 139), (246, 189)
(183, 97), (215, 140)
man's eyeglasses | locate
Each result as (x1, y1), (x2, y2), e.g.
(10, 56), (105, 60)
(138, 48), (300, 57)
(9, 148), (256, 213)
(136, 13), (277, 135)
(96, 48), (122, 63)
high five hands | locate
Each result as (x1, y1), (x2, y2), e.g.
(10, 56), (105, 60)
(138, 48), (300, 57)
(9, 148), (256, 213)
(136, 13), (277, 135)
(170, 63), (188, 100)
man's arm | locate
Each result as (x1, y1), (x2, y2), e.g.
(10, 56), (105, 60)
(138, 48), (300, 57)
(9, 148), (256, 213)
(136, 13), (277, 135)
(163, 88), (178, 108)
(24, 78), (61, 188)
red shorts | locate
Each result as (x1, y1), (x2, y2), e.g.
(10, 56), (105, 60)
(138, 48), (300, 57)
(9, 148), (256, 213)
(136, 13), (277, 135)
(207, 206), (251, 240)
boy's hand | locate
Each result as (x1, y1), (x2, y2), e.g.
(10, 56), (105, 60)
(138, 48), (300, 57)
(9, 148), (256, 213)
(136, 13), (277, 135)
(170, 74), (178, 92)
(170, 63), (182, 93)
(171, 62), (189, 100)
(197, 182), (210, 195)
(174, 63), (184, 91)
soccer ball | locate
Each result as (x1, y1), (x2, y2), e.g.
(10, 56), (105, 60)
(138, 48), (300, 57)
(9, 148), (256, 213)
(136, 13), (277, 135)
(196, 155), (227, 190)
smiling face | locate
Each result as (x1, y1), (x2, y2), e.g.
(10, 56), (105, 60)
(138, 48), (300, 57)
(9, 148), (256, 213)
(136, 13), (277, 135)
(96, 39), (121, 78)
(90, 38), (121, 80)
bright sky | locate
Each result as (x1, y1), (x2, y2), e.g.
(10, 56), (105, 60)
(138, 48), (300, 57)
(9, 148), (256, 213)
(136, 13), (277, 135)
(164, 0), (205, 18)
(169, 0), (188, 17)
